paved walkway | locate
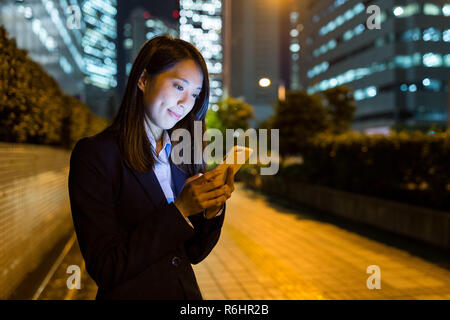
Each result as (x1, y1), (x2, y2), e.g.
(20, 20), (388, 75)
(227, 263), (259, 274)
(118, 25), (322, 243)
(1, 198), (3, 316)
(37, 183), (450, 300)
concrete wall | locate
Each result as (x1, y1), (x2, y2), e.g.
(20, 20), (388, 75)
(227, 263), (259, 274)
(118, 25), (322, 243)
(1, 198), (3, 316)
(244, 174), (450, 251)
(0, 143), (73, 299)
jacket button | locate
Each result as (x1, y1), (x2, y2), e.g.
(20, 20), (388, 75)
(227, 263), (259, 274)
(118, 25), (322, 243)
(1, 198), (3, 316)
(171, 256), (180, 267)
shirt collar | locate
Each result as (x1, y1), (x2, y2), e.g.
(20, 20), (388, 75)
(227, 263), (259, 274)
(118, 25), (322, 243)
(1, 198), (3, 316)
(144, 113), (172, 157)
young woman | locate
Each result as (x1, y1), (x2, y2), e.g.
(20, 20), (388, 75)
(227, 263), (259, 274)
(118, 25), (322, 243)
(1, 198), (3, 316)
(68, 35), (234, 300)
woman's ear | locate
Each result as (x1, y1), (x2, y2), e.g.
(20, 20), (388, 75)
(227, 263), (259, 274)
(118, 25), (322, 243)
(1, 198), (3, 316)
(137, 70), (147, 93)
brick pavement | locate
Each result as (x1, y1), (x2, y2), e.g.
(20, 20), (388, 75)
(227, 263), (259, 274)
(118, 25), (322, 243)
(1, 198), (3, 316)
(37, 182), (450, 300)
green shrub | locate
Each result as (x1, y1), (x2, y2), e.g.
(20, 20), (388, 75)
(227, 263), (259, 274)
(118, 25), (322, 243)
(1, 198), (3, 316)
(285, 130), (450, 211)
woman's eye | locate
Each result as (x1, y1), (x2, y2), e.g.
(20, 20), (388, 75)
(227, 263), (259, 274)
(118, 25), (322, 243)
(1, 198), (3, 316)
(174, 83), (198, 99)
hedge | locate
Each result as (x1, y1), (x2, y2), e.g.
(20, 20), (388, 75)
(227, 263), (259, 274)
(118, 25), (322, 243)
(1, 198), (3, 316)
(262, 130), (450, 212)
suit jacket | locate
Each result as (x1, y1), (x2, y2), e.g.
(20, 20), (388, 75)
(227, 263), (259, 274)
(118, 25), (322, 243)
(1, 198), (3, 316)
(68, 127), (226, 300)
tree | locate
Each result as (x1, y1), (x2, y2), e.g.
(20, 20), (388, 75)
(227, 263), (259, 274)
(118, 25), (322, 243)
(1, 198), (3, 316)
(321, 85), (356, 134)
(269, 90), (330, 155)
(215, 97), (254, 132)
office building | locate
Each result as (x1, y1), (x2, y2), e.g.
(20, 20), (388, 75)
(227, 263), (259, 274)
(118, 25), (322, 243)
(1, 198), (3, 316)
(223, 0), (281, 127)
(297, 0), (449, 132)
(123, 7), (178, 79)
(179, 0), (223, 108)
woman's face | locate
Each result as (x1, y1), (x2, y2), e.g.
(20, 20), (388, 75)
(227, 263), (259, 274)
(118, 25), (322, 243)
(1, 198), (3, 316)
(138, 59), (204, 130)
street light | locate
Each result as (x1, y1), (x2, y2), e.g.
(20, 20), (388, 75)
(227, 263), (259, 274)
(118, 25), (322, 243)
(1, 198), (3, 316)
(259, 78), (271, 87)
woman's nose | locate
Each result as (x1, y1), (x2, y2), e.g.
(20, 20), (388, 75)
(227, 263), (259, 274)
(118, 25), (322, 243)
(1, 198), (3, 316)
(178, 93), (189, 107)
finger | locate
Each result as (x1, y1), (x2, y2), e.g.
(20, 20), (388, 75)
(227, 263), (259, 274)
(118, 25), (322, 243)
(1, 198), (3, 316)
(198, 177), (225, 193)
(202, 168), (223, 181)
(189, 172), (215, 186)
(202, 195), (227, 209)
(199, 185), (228, 202)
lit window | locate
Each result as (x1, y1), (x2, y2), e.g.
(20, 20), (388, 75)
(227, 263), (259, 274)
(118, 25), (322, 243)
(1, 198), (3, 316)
(443, 4), (450, 16)
(354, 89), (365, 101)
(353, 3), (365, 15)
(354, 24), (365, 35)
(422, 78), (441, 91)
(444, 54), (450, 67)
(345, 70), (355, 82)
(124, 38), (133, 49)
(401, 28), (421, 42)
(290, 12), (299, 23)
(394, 4), (420, 17)
(408, 84), (417, 92)
(393, 7), (404, 16)
(290, 29), (299, 37)
(328, 39), (337, 49)
(366, 86), (377, 98)
(336, 16), (345, 26)
(423, 53), (443, 67)
(329, 78), (338, 87)
(343, 29), (354, 41)
(343, 10), (353, 21)
(290, 43), (300, 52)
(443, 29), (450, 42)
(395, 55), (413, 68)
(424, 3), (440, 15)
(328, 21), (337, 32)
(423, 28), (441, 42)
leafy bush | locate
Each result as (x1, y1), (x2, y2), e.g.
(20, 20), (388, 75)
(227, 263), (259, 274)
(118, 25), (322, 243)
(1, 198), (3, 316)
(280, 130), (450, 211)
(262, 86), (356, 156)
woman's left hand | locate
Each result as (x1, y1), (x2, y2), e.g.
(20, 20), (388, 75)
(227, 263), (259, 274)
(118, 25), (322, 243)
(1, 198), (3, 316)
(204, 166), (235, 219)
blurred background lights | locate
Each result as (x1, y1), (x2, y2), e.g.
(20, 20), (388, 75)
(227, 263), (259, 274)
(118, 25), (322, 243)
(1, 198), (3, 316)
(259, 78), (271, 87)
(290, 43), (300, 52)
(393, 7), (404, 16)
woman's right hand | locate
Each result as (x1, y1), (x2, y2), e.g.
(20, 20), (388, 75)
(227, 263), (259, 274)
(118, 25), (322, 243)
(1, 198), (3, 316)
(174, 169), (230, 218)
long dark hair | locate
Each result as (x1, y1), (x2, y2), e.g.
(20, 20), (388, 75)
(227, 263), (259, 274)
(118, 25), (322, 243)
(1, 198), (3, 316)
(108, 35), (210, 176)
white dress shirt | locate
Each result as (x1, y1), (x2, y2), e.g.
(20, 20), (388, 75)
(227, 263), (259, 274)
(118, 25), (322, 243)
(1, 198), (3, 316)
(144, 115), (223, 228)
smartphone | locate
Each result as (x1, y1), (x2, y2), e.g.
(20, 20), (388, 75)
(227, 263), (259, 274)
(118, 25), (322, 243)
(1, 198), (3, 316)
(212, 145), (254, 184)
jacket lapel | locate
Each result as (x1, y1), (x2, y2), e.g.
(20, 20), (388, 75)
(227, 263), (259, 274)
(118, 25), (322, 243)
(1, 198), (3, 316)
(128, 161), (188, 208)
(170, 161), (188, 199)
(129, 167), (168, 208)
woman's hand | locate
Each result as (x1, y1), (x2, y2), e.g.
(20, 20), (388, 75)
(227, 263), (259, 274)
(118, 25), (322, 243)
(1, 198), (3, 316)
(174, 166), (235, 218)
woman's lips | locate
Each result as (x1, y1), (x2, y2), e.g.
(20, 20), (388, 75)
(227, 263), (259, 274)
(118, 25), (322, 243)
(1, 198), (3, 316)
(168, 109), (181, 120)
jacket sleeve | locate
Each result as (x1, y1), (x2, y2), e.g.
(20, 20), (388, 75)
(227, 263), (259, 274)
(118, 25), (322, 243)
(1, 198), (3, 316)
(68, 138), (196, 291)
(183, 203), (226, 264)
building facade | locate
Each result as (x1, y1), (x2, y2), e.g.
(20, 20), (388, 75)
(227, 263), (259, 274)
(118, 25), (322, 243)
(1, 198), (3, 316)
(0, 0), (118, 119)
(298, 0), (449, 132)
(81, 0), (118, 119)
(223, 0), (282, 127)
(179, 0), (223, 109)
(123, 7), (178, 79)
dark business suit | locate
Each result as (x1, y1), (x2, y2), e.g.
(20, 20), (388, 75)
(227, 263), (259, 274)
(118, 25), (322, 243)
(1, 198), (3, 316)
(68, 127), (225, 300)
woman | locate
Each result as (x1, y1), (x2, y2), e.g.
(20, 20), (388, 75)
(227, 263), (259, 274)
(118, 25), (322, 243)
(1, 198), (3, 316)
(68, 35), (234, 300)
